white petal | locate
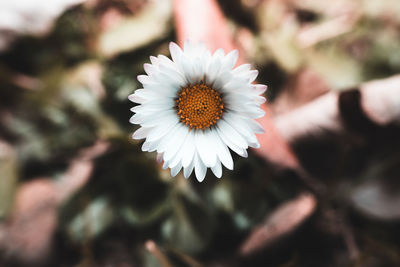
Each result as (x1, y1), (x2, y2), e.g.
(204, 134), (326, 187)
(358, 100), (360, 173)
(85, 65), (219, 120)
(223, 113), (259, 146)
(191, 60), (203, 83)
(249, 141), (260, 149)
(158, 55), (174, 65)
(209, 129), (233, 170)
(150, 56), (159, 65)
(200, 50), (212, 72)
(195, 130), (217, 167)
(141, 140), (151, 151)
(140, 112), (176, 128)
(168, 130), (192, 168)
(171, 161), (182, 177)
(183, 157), (195, 178)
(246, 119), (264, 134)
(254, 95), (266, 104)
(247, 70), (258, 82)
(222, 50), (238, 70)
(184, 40), (196, 59)
(128, 93), (146, 104)
(163, 125), (189, 162)
(222, 79), (251, 92)
(133, 99), (175, 113)
(152, 71), (183, 89)
(194, 153), (207, 182)
(216, 125), (248, 157)
(195, 42), (207, 55)
(230, 105), (265, 119)
(232, 64), (251, 76)
(142, 138), (162, 152)
(149, 138), (164, 152)
(142, 84), (178, 98)
(211, 160), (222, 178)
(181, 132), (196, 168)
(224, 92), (254, 106)
(213, 71), (232, 90)
(130, 89), (161, 101)
(146, 117), (179, 142)
(213, 48), (225, 58)
(169, 42), (184, 63)
(144, 63), (155, 76)
(132, 101), (174, 115)
(132, 127), (151, 140)
(244, 108), (265, 119)
(169, 152), (182, 169)
(137, 75), (151, 85)
(156, 123), (182, 152)
(205, 57), (221, 85)
(158, 64), (186, 86)
(181, 57), (196, 83)
(217, 120), (248, 149)
(254, 84), (268, 94)
(129, 113), (143, 124)
(131, 109), (174, 125)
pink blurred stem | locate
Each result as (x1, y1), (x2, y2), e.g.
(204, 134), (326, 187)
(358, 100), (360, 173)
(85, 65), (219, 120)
(173, 0), (236, 53)
(240, 192), (317, 256)
(173, 0), (300, 168)
(274, 75), (400, 143)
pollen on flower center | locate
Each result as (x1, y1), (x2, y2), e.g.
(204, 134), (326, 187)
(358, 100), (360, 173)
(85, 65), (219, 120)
(176, 83), (224, 130)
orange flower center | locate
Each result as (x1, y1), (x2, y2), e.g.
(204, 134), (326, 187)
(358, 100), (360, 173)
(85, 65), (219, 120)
(176, 84), (224, 130)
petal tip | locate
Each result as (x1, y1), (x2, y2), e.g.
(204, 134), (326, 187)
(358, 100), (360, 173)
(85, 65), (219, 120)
(196, 175), (205, 182)
(132, 133), (142, 140)
(224, 163), (234, 171)
(169, 41), (179, 50)
(128, 93), (135, 102)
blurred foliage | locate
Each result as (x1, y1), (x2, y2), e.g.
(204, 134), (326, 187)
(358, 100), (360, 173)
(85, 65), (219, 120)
(0, 142), (17, 219)
(0, 0), (400, 266)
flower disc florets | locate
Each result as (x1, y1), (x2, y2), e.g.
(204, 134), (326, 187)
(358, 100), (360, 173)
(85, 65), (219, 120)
(129, 41), (267, 181)
(176, 83), (224, 130)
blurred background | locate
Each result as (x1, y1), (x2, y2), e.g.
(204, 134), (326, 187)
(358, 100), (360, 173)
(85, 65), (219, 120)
(0, 0), (400, 266)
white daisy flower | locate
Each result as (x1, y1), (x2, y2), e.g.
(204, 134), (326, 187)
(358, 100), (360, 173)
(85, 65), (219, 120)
(129, 41), (267, 182)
